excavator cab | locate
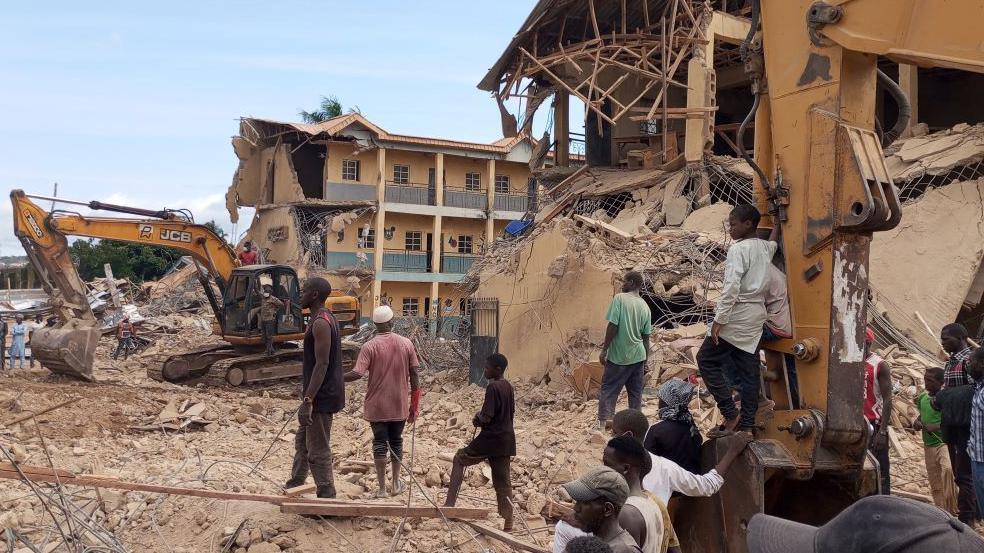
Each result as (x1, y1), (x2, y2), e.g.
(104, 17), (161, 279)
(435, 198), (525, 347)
(222, 264), (303, 338)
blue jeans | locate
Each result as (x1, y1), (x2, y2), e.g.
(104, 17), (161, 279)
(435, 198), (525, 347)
(972, 460), (984, 516)
(598, 360), (645, 422)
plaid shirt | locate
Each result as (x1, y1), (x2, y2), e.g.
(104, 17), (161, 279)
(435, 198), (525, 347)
(944, 347), (975, 389)
(968, 381), (984, 462)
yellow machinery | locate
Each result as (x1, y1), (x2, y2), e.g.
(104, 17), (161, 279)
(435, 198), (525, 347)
(10, 190), (361, 385)
(672, 1), (984, 551)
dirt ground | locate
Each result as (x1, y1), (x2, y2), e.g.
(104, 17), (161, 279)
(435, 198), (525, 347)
(0, 330), (937, 553)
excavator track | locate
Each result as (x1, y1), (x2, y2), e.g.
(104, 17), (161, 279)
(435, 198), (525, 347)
(149, 341), (360, 387)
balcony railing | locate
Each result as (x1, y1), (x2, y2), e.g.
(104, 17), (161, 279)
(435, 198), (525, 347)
(324, 251), (373, 271)
(384, 181), (435, 206)
(445, 185), (487, 210)
(382, 249), (429, 272)
(441, 253), (481, 274)
(493, 193), (531, 213)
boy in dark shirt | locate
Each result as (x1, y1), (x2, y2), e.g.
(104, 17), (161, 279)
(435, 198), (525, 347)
(444, 353), (516, 530)
(644, 378), (702, 474)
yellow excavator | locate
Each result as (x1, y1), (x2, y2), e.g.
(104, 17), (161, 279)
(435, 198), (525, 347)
(10, 189), (361, 386)
(671, 1), (984, 551)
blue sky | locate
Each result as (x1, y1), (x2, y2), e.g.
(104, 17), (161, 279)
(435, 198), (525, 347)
(0, 1), (579, 256)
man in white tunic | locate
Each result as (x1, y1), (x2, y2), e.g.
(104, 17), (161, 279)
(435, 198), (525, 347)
(697, 204), (779, 435)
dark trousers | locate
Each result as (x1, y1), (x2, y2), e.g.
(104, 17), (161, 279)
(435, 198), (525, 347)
(597, 360), (645, 422)
(948, 431), (979, 524)
(0, 342), (5, 369)
(448, 449), (513, 524)
(868, 431), (891, 494)
(262, 320), (276, 354)
(370, 420), (406, 461)
(698, 336), (760, 430)
(290, 412), (336, 496)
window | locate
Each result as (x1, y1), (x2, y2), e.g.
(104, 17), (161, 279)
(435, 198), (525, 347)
(342, 159), (360, 181)
(495, 175), (510, 194)
(405, 231), (422, 251)
(465, 172), (481, 191)
(457, 235), (473, 254)
(459, 298), (471, 317)
(402, 297), (420, 317)
(393, 164), (410, 185)
(358, 227), (375, 249)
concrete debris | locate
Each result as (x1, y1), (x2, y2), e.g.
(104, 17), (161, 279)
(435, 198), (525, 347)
(130, 398), (214, 432)
(870, 178), (984, 353)
(886, 122), (984, 183)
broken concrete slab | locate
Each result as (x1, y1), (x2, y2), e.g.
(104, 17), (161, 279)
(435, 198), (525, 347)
(681, 202), (732, 243)
(664, 196), (693, 226)
(870, 178), (984, 352)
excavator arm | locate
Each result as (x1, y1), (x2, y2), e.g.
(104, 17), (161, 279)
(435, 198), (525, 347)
(676, 1), (984, 551)
(10, 190), (238, 380)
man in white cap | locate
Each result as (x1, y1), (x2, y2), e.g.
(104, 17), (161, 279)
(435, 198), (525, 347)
(344, 305), (422, 497)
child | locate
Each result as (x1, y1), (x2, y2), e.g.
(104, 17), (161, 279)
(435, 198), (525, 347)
(444, 353), (515, 530)
(916, 367), (957, 513)
(9, 314), (27, 369)
(697, 204), (778, 436)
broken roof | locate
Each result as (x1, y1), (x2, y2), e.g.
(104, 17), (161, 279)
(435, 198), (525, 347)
(239, 113), (531, 157)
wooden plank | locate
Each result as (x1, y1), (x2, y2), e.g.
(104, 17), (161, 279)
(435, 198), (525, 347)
(281, 501), (488, 520)
(284, 483), (316, 497)
(2, 397), (81, 427)
(893, 489), (933, 504)
(0, 467), (394, 507)
(459, 520), (550, 553)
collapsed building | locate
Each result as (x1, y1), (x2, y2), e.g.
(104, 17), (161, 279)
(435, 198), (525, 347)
(461, 0), (984, 380)
(225, 114), (540, 330)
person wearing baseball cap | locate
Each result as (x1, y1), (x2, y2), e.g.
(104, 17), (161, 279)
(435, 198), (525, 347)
(864, 325), (894, 494)
(562, 466), (642, 553)
(747, 495), (984, 552)
(343, 304), (422, 498)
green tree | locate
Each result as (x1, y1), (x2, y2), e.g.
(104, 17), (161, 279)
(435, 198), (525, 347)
(299, 95), (343, 124)
(203, 220), (227, 241)
(69, 239), (183, 283)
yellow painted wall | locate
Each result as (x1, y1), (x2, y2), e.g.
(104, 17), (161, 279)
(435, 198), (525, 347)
(443, 156), (491, 191)
(494, 161), (532, 195)
(272, 144), (306, 204)
(325, 143), (379, 185)
(380, 212), (435, 250)
(441, 217), (487, 253)
(380, 281), (432, 316)
(385, 150), (437, 185)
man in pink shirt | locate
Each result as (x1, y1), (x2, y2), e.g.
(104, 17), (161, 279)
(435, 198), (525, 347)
(344, 305), (422, 498)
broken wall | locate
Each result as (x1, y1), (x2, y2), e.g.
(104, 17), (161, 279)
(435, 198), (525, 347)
(246, 206), (302, 266)
(870, 178), (984, 351)
(476, 222), (617, 380)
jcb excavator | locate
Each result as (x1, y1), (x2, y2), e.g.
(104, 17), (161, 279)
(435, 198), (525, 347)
(10, 189), (361, 386)
(670, 1), (984, 551)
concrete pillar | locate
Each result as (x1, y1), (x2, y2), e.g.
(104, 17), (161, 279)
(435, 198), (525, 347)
(486, 159), (496, 248)
(435, 153), (444, 206)
(684, 57), (714, 163)
(898, 64), (918, 133)
(429, 281), (440, 336)
(371, 148), (386, 307)
(554, 92), (570, 167)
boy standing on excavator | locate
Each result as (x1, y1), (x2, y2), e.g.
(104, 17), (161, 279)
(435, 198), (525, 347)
(697, 204), (779, 436)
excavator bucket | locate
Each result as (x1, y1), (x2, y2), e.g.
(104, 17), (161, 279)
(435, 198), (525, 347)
(30, 326), (101, 381)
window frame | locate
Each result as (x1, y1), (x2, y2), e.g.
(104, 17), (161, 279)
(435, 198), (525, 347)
(405, 231), (422, 251)
(457, 235), (473, 254)
(402, 297), (420, 317)
(358, 227), (375, 249)
(393, 164), (410, 185)
(494, 174), (510, 194)
(342, 159), (360, 182)
(465, 172), (481, 192)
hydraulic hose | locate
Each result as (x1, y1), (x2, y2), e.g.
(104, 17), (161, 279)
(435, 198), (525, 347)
(876, 68), (912, 148)
(737, 91), (771, 196)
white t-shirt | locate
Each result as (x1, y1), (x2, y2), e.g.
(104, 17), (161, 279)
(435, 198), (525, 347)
(714, 238), (778, 353)
(642, 453), (724, 504)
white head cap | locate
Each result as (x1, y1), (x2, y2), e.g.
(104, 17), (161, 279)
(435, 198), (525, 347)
(372, 305), (394, 324)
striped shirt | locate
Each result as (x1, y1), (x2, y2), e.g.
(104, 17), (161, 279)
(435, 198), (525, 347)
(968, 381), (984, 463)
(944, 347), (974, 389)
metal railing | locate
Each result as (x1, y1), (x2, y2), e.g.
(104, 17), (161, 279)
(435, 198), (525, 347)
(323, 251), (373, 271)
(493, 193), (531, 213)
(445, 185), (487, 210)
(381, 249), (429, 272)
(384, 181), (435, 206)
(441, 253), (481, 274)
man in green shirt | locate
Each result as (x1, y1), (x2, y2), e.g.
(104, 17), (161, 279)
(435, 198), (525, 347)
(599, 271), (653, 428)
(916, 366), (957, 514)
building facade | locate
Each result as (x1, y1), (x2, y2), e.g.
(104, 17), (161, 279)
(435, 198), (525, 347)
(226, 114), (535, 330)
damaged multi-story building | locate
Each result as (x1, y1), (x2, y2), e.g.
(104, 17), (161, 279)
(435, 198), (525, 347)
(463, 0), (984, 380)
(225, 113), (538, 329)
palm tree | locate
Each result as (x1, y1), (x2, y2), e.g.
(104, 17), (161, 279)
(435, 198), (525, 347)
(299, 95), (343, 123)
